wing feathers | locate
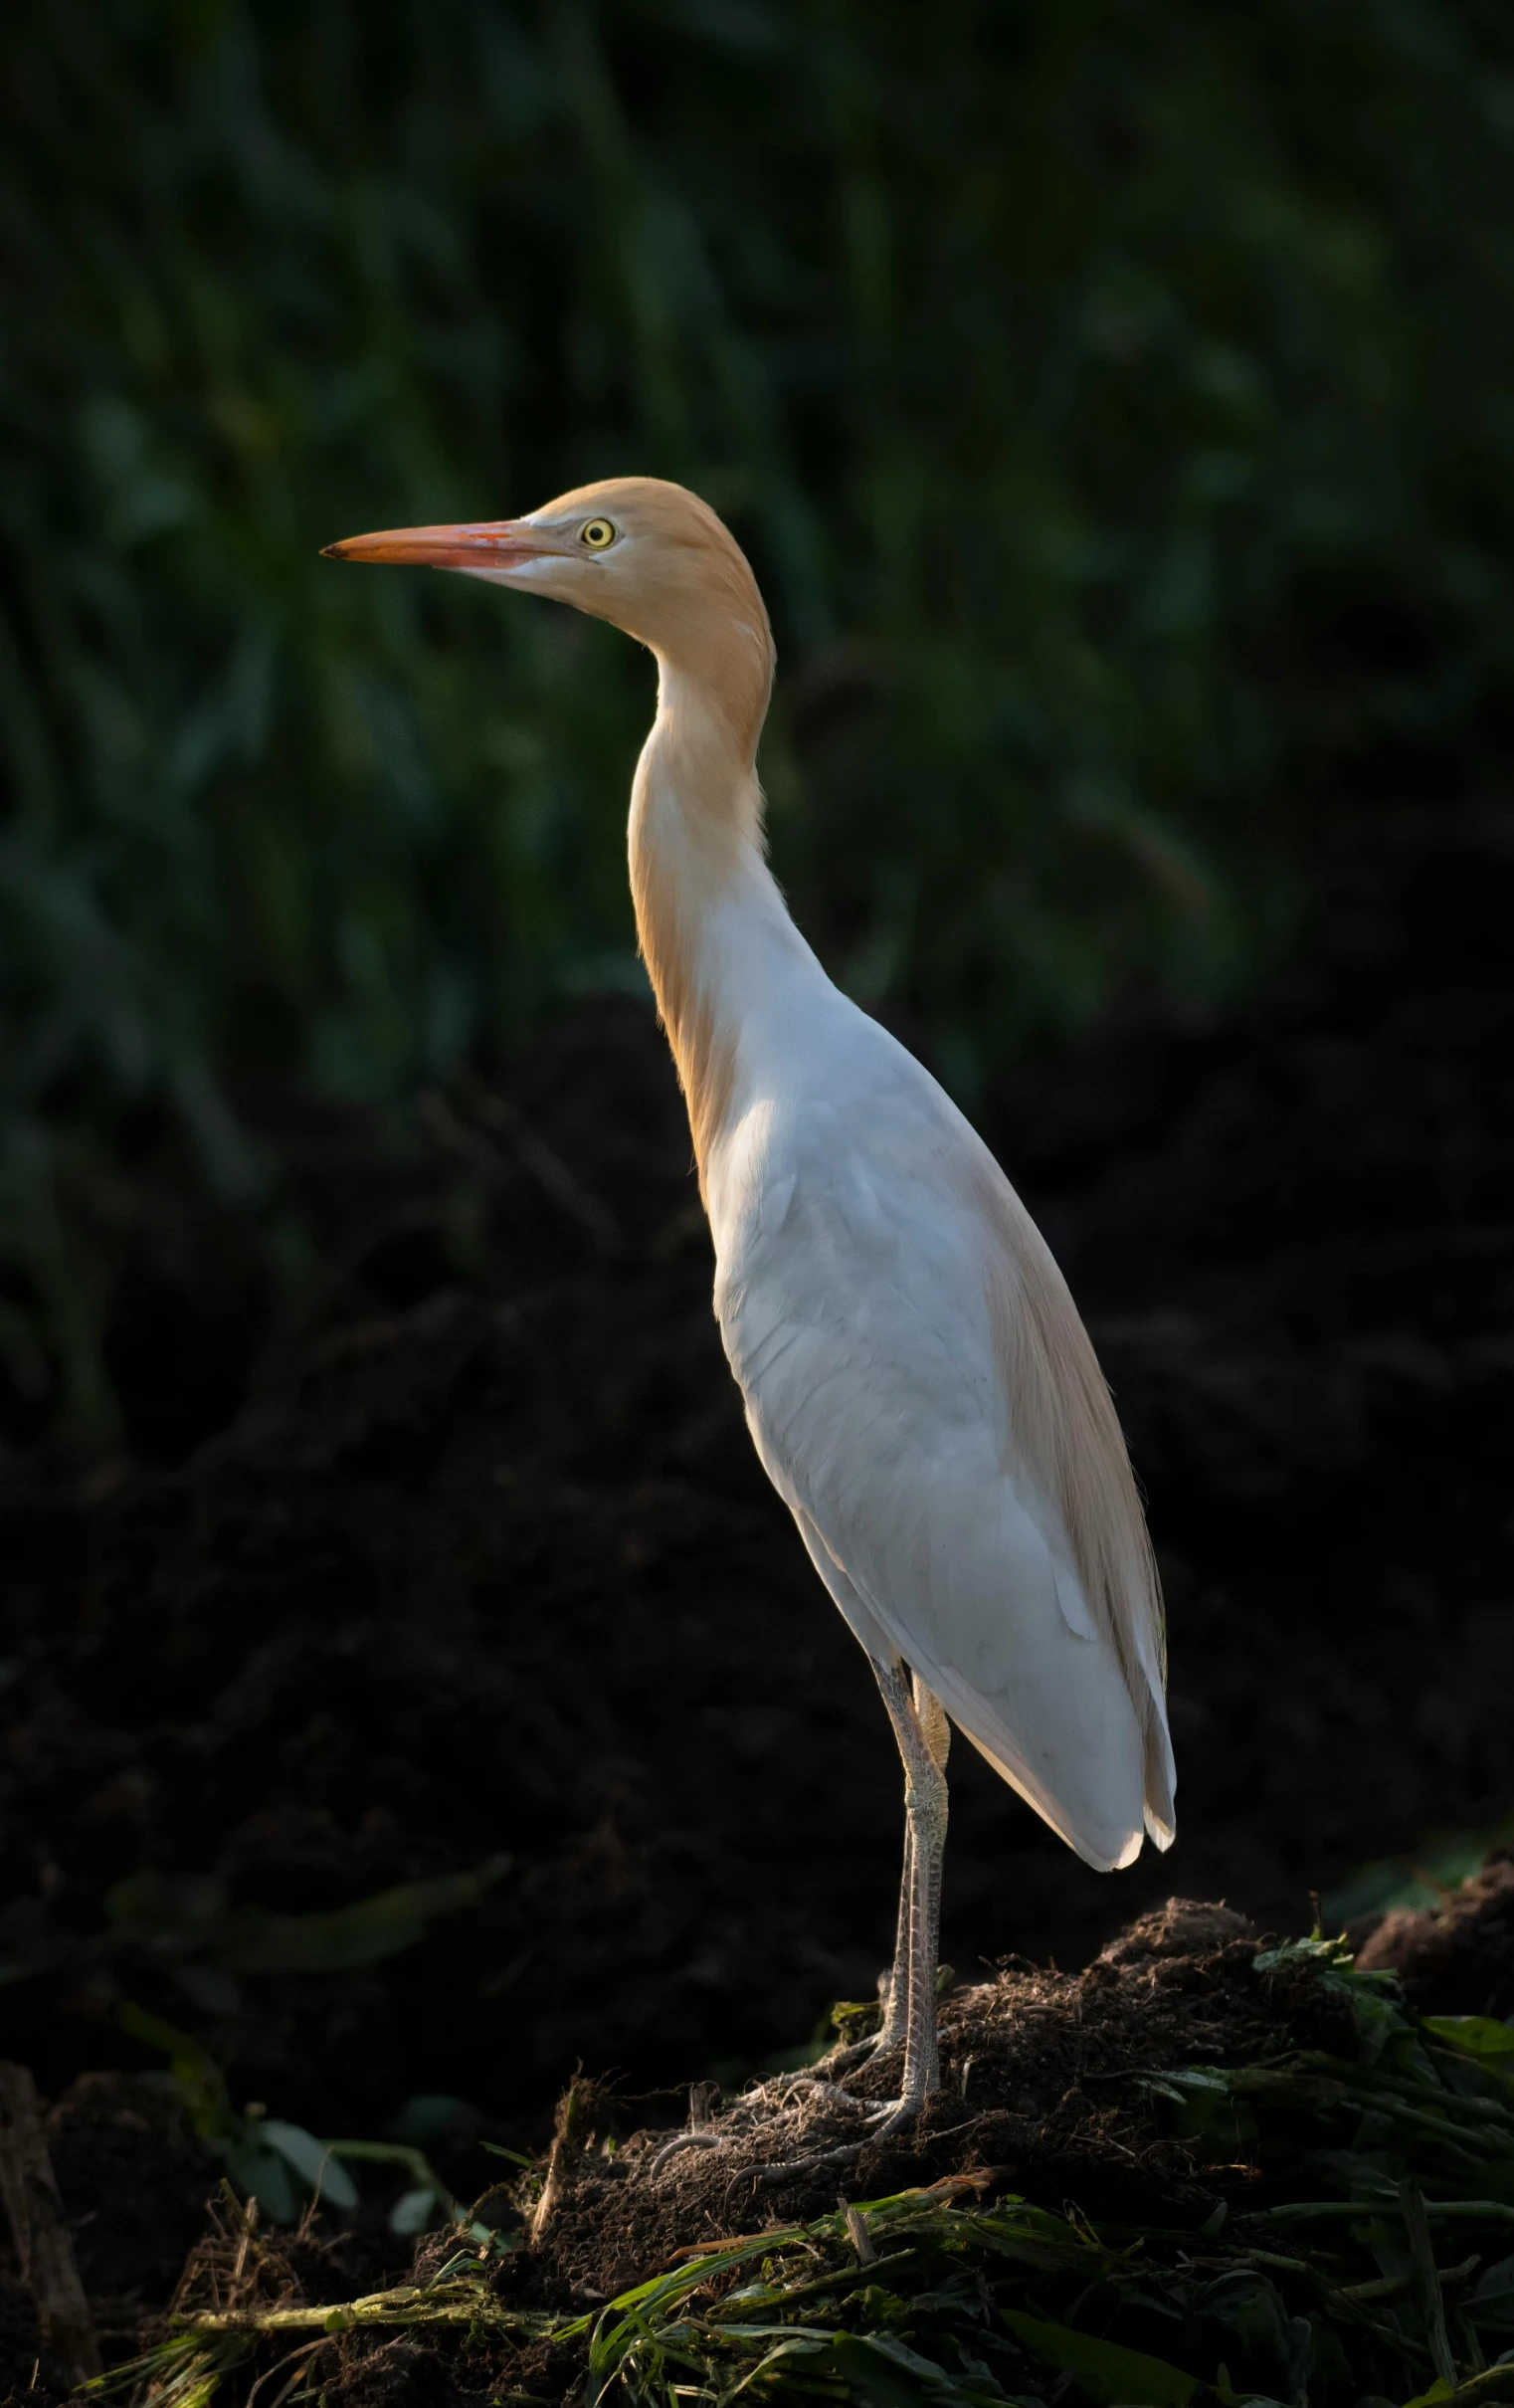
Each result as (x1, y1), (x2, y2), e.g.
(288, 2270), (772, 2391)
(792, 1494), (1149, 1871)
(717, 1047), (1176, 1866)
(967, 1155), (1174, 1849)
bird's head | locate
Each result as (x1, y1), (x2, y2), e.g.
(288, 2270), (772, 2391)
(324, 475), (773, 746)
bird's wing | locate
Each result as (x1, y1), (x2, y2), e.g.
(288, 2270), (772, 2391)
(715, 1049), (1174, 1872)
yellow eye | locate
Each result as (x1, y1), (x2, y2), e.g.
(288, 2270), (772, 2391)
(579, 517), (617, 550)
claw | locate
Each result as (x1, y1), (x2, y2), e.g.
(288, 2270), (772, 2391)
(864, 2093), (925, 2142)
(818, 2027), (902, 2079)
(739, 2135), (867, 2192)
(788, 2078), (862, 2109)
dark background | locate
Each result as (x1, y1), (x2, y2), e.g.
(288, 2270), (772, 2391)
(1, 1), (1511, 2145)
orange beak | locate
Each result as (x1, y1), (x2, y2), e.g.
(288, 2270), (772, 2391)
(320, 518), (559, 569)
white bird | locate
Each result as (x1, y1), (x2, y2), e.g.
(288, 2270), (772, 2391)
(325, 479), (1175, 2123)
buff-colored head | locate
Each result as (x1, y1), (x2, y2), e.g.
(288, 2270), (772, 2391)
(324, 475), (774, 753)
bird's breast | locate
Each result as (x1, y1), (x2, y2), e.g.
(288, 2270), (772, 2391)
(713, 1123), (1004, 1449)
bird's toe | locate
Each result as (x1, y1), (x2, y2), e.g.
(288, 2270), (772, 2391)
(863, 2092), (926, 2141)
(648, 2131), (725, 2176)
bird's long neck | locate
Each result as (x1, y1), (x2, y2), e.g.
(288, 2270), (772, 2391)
(629, 643), (792, 1198)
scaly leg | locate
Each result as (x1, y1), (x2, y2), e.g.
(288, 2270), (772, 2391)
(869, 1659), (951, 2116)
(730, 1664), (952, 2191)
(873, 1675), (949, 2052)
(872, 1824), (912, 2052)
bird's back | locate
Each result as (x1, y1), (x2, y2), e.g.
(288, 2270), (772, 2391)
(708, 988), (1175, 1871)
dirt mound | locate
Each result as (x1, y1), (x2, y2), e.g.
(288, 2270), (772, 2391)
(521, 1899), (1352, 2302)
(1358, 1850), (1514, 2016)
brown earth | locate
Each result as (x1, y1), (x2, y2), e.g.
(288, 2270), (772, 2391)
(514, 1899), (1351, 2304)
(1359, 1848), (1514, 2015)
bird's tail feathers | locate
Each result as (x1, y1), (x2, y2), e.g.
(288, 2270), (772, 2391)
(1141, 1687), (1177, 1852)
(937, 1667), (1149, 1874)
(959, 1724), (1143, 1872)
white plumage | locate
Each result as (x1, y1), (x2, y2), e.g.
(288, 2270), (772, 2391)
(709, 975), (1172, 1874)
(325, 474), (1176, 2118)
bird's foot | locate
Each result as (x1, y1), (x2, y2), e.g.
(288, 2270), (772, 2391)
(859, 2089), (927, 2143)
(814, 2037), (873, 2077)
(745, 2072), (860, 2111)
(648, 2073), (870, 2183)
(730, 2076), (931, 2194)
(647, 2129), (723, 2175)
(817, 2021), (904, 2079)
(737, 2132), (867, 2192)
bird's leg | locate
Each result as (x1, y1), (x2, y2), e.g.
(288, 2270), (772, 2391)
(872, 1824), (913, 2052)
(905, 1672), (951, 2100)
(873, 1675), (949, 2054)
(816, 1827), (909, 2078)
(869, 1659), (950, 2119)
(731, 1666), (951, 2193)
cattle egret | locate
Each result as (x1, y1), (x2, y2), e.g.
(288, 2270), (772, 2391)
(324, 479), (1175, 2127)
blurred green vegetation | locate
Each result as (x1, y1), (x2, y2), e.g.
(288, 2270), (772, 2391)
(4, 0), (1514, 1431)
